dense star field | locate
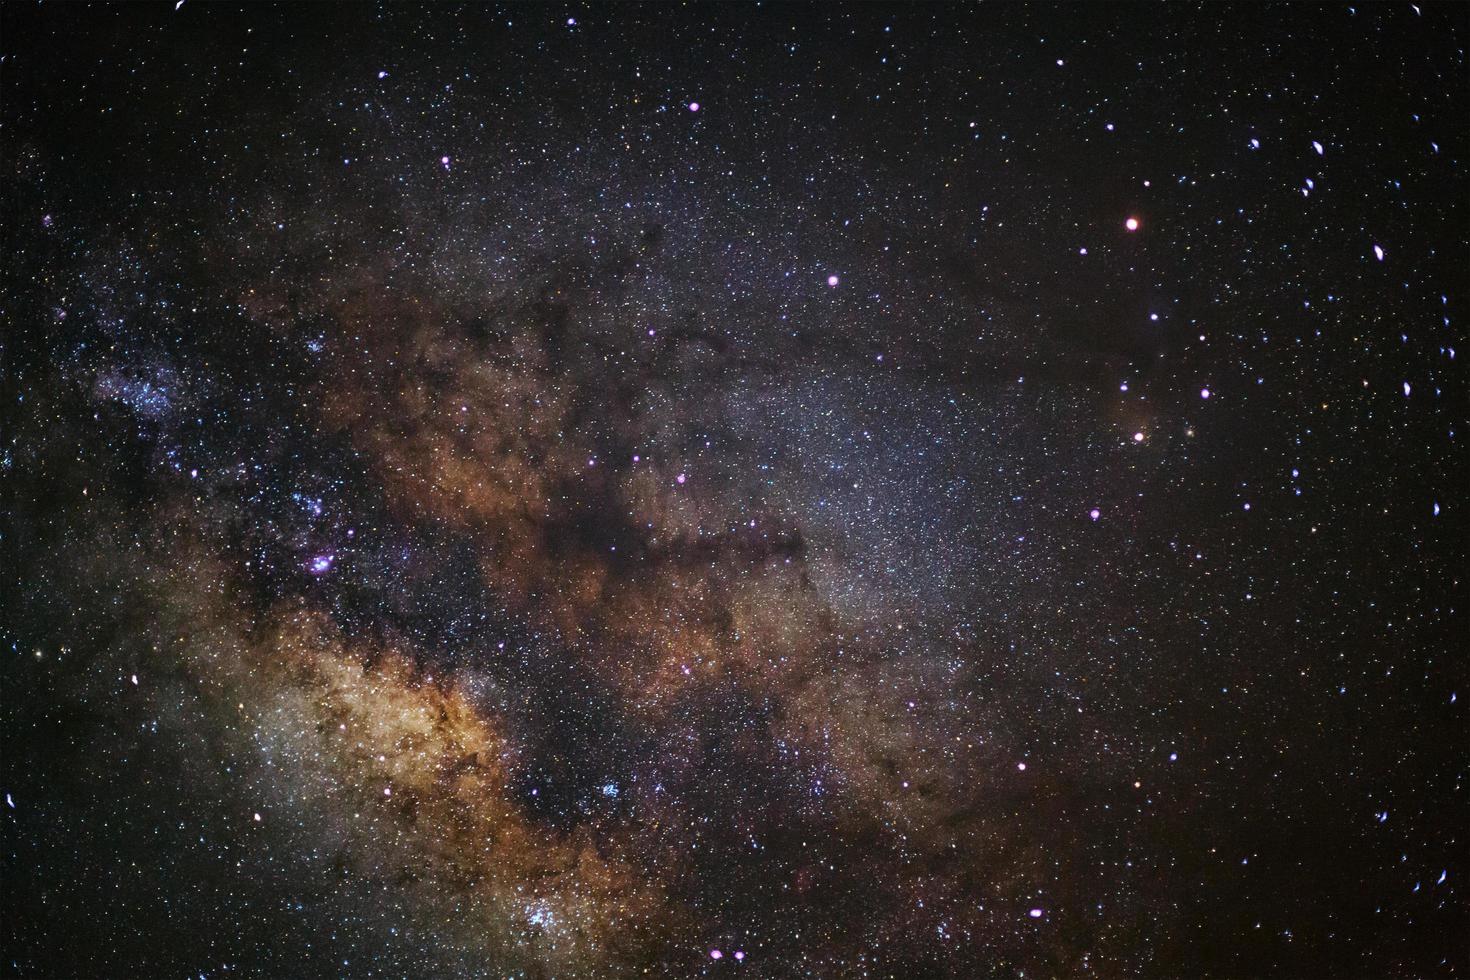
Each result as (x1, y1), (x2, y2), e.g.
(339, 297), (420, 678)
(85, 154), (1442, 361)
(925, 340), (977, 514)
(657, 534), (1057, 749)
(2, 4), (1466, 978)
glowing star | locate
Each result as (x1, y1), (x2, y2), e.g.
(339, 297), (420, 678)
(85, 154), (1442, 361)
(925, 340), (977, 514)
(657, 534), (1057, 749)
(1201, 388), (1211, 399)
(1125, 216), (1140, 232)
(827, 274), (840, 287)
(1089, 508), (1100, 521)
(688, 101), (700, 112)
(1374, 244), (1385, 262)
(1312, 140), (1324, 155)
(1403, 381), (1411, 397)
(1132, 432), (1145, 443)
(1016, 761), (1027, 771)
(676, 473), (687, 485)
(734, 951), (745, 961)
(308, 554), (334, 575)
(710, 949), (723, 960)
(1029, 908), (1044, 918)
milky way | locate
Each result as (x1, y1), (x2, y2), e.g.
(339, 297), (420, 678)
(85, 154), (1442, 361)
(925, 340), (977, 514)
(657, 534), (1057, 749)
(3, 5), (1466, 978)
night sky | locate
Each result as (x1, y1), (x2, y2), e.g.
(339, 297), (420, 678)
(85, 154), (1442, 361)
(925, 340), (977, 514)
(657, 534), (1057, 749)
(2, 4), (1466, 978)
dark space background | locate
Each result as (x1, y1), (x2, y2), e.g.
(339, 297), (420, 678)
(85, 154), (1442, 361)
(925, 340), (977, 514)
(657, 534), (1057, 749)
(2, 3), (1465, 978)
